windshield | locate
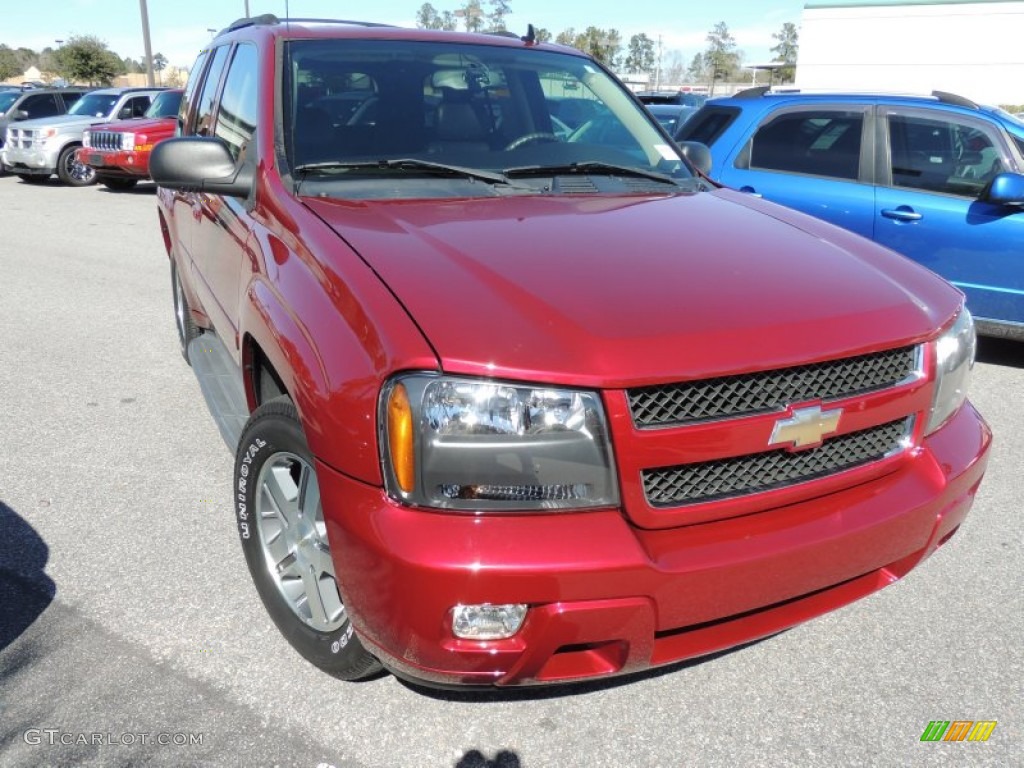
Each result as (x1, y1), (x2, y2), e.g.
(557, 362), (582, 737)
(68, 93), (119, 118)
(0, 92), (19, 113)
(284, 39), (692, 198)
(146, 90), (183, 118)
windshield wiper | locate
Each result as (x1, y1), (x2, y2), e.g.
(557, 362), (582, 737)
(503, 161), (680, 186)
(294, 158), (520, 186)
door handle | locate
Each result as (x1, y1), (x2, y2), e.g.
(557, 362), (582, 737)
(881, 207), (923, 222)
(739, 186), (763, 198)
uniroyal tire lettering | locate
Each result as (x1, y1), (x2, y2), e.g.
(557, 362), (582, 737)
(236, 437), (268, 540)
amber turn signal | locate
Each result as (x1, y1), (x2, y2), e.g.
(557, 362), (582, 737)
(388, 383), (415, 493)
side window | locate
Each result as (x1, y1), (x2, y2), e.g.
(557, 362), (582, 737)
(193, 46), (230, 136)
(215, 43), (259, 161)
(746, 110), (863, 180)
(675, 107), (739, 147)
(121, 96), (151, 119)
(888, 113), (1005, 197)
(23, 94), (60, 118)
(178, 49), (210, 134)
(60, 92), (85, 110)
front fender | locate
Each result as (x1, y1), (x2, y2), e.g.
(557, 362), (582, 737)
(238, 223), (437, 485)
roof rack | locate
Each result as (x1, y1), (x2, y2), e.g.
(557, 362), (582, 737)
(220, 15), (396, 35)
(729, 86), (980, 110)
(733, 86), (771, 99)
(932, 90), (978, 109)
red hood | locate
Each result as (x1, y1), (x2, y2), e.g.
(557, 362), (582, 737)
(95, 116), (175, 137)
(302, 189), (960, 387)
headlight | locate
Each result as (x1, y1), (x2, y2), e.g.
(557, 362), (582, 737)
(926, 307), (976, 434)
(122, 132), (135, 151)
(82, 130), (91, 147)
(380, 374), (619, 512)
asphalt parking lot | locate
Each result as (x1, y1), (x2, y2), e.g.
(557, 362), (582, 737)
(0, 174), (1020, 767)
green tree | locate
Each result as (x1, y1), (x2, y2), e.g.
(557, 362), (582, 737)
(0, 44), (20, 81)
(455, 0), (485, 32)
(533, 27), (551, 43)
(572, 27), (622, 69)
(703, 21), (742, 92)
(52, 35), (122, 85)
(685, 52), (705, 83)
(555, 28), (576, 46)
(486, 0), (511, 32)
(771, 21), (799, 83)
(415, 2), (444, 29)
(624, 33), (655, 78)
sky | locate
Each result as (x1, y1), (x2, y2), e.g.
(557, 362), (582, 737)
(2, 1), (807, 71)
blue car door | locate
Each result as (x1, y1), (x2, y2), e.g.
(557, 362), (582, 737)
(716, 104), (876, 239)
(875, 107), (1024, 326)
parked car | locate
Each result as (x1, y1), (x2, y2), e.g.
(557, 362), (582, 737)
(0, 87), (91, 152)
(2, 87), (166, 186)
(76, 89), (183, 190)
(677, 87), (1024, 338)
(151, 15), (989, 688)
(636, 90), (708, 108)
(644, 103), (698, 140)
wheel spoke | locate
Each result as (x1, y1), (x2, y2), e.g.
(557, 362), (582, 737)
(297, 463), (321, 521)
(261, 463), (298, 527)
(300, 566), (329, 627)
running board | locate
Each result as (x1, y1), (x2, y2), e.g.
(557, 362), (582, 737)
(188, 334), (249, 452)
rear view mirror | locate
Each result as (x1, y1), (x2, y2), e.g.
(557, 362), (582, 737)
(983, 172), (1024, 207)
(677, 141), (712, 177)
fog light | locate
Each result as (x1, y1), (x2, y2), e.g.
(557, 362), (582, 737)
(452, 603), (527, 640)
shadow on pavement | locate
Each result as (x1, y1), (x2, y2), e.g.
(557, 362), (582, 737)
(977, 336), (1023, 369)
(0, 501), (55, 651)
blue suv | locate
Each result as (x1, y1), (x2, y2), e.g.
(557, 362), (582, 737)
(678, 88), (1024, 338)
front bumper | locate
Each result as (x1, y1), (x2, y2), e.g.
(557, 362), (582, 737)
(320, 403), (990, 687)
(76, 147), (150, 179)
(2, 145), (57, 175)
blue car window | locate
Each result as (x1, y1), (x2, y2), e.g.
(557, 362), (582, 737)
(888, 114), (1003, 197)
(747, 111), (863, 181)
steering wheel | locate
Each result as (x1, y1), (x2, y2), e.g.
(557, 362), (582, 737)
(504, 132), (559, 151)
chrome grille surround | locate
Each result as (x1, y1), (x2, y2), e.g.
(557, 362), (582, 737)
(628, 345), (921, 428)
(642, 417), (914, 507)
(88, 131), (124, 151)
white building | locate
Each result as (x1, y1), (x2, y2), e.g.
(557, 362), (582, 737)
(796, 0), (1024, 105)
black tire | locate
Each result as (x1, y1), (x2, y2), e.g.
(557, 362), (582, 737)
(56, 144), (95, 186)
(170, 260), (200, 364)
(235, 398), (381, 680)
(99, 177), (138, 191)
(17, 174), (47, 184)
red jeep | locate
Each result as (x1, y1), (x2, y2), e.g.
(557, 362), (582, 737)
(151, 17), (991, 688)
(78, 89), (182, 190)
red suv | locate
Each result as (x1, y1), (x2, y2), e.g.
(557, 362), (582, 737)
(152, 16), (991, 688)
(78, 89), (183, 190)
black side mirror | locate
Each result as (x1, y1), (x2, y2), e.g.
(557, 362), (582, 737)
(150, 137), (254, 197)
(677, 141), (712, 177)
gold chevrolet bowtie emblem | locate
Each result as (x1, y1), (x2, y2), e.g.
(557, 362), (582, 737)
(769, 405), (842, 449)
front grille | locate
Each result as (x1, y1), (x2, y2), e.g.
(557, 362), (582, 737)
(6, 128), (38, 149)
(89, 131), (124, 151)
(628, 346), (919, 427)
(642, 417), (912, 507)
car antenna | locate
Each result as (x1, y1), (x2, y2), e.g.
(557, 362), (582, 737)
(521, 24), (536, 44)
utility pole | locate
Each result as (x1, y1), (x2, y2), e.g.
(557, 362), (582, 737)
(139, 0), (155, 87)
(655, 35), (662, 90)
